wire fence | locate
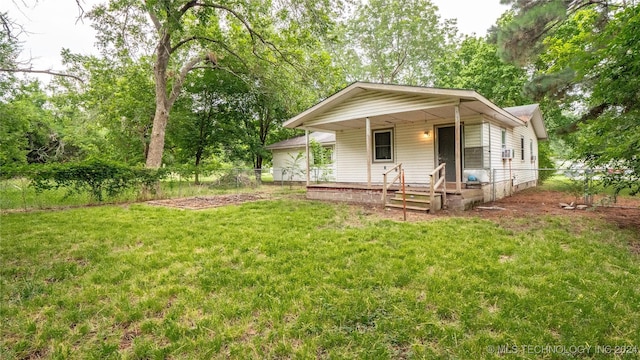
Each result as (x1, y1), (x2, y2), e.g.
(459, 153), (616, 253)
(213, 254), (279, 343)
(0, 167), (327, 210)
(1, 165), (631, 210)
(488, 166), (629, 205)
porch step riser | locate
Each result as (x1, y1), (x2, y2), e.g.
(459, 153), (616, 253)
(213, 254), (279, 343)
(386, 191), (445, 212)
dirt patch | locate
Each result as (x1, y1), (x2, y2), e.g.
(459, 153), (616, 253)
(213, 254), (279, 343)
(465, 188), (640, 233)
(341, 188), (640, 236)
(146, 193), (265, 210)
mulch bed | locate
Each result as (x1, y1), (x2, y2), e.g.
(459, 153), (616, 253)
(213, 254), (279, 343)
(146, 193), (265, 210)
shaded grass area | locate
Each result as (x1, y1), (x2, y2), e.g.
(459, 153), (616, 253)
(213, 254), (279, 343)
(1, 200), (639, 359)
(540, 175), (634, 198)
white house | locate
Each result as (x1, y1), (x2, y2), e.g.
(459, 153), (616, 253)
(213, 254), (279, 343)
(282, 82), (547, 211)
(266, 132), (336, 182)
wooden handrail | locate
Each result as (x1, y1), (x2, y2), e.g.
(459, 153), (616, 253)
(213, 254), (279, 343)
(429, 163), (447, 211)
(382, 163), (402, 201)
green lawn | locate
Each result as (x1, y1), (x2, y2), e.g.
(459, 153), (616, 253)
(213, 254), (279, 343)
(1, 200), (639, 359)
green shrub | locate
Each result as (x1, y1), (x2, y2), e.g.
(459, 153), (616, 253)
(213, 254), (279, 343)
(538, 141), (555, 183)
(4, 159), (167, 202)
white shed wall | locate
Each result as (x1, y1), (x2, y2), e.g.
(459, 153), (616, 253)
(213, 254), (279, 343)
(271, 148), (307, 182)
(271, 147), (335, 182)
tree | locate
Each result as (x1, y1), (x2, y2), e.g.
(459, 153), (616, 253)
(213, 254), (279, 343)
(167, 69), (244, 183)
(433, 37), (529, 107)
(335, 0), (456, 85)
(497, 1), (640, 194)
(0, 80), (85, 165)
(219, 72), (317, 182)
(89, 0), (343, 169)
(53, 51), (156, 164)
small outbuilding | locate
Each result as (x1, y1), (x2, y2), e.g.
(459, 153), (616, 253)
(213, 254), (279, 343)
(278, 82), (548, 211)
(266, 132), (335, 182)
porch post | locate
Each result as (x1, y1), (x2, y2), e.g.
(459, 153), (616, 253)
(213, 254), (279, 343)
(455, 105), (462, 193)
(365, 117), (372, 188)
(305, 129), (310, 186)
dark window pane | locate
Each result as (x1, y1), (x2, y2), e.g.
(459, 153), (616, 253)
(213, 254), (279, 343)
(375, 131), (391, 146)
(376, 146), (391, 160)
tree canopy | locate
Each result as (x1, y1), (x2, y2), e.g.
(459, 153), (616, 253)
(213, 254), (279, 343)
(334, 0), (456, 85)
(497, 0), (640, 194)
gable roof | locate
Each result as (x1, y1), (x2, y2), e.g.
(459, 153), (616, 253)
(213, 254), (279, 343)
(504, 104), (548, 140)
(283, 82), (527, 131)
(266, 132), (335, 150)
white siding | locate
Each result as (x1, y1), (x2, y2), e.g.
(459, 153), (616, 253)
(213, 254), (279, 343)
(272, 148), (306, 181)
(335, 129), (368, 183)
(333, 115), (541, 188)
(395, 123), (435, 184)
(307, 91), (458, 126)
(271, 147), (335, 182)
(483, 122), (491, 168)
(512, 122), (539, 185)
(335, 123), (434, 185)
(487, 117), (540, 185)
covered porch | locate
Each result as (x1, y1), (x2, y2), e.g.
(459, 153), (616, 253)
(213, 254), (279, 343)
(282, 82), (525, 211)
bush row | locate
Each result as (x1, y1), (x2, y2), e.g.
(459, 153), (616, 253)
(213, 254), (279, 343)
(1, 159), (168, 202)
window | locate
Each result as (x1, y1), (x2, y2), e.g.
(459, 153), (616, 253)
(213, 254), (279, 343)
(373, 129), (393, 162)
(530, 139), (534, 162)
(520, 136), (525, 161)
(501, 129), (506, 150)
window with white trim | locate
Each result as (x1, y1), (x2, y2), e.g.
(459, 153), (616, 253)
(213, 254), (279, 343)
(373, 129), (393, 162)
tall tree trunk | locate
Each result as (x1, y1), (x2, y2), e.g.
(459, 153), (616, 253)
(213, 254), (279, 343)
(146, 106), (169, 168)
(146, 28), (171, 169)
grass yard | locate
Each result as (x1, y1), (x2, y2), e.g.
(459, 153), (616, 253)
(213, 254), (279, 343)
(0, 178), (274, 211)
(1, 199), (639, 359)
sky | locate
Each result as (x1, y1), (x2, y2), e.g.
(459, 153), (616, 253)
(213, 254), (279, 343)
(10, 0), (510, 76)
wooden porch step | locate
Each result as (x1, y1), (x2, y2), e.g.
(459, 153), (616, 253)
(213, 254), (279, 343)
(393, 191), (432, 196)
(388, 198), (430, 204)
(385, 203), (431, 212)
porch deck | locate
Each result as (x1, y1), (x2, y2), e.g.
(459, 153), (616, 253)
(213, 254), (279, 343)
(306, 182), (486, 211)
(306, 182), (482, 193)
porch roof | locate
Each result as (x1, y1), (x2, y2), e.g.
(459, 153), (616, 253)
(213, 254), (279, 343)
(283, 82), (527, 131)
(265, 131), (335, 150)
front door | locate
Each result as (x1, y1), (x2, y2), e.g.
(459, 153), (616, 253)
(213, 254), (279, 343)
(437, 126), (458, 182)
